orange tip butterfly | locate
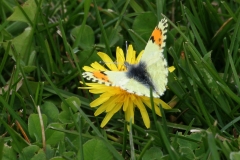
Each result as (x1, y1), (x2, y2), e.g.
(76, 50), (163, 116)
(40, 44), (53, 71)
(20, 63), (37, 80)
(83, 18), (168, 98)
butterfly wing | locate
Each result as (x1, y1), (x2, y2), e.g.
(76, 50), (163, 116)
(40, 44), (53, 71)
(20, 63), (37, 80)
(139, 18), (169, 97)
(82, 70), (160, 97)
(118, 78), (160, 97)
(82, 71), (126, 86)
(141, 18), (168, 64)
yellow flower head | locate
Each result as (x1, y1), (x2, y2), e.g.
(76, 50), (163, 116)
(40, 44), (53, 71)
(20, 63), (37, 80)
(80, 45), (172, 128)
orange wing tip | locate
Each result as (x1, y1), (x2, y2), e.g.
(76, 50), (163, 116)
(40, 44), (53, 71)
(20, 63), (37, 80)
(150, 18), (168, 48)
(82, 71), (112, 86)
(92, 71), (110, 82)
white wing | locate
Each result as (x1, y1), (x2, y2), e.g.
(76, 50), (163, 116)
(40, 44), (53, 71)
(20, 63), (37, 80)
(104, 71), (160, 97)
(139, 18), (168, 96)
(141, 18), (168, 64)
(83, 70), (159, 97)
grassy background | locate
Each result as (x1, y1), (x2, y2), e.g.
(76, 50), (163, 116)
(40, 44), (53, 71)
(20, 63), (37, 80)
(0, 0), (240, 159)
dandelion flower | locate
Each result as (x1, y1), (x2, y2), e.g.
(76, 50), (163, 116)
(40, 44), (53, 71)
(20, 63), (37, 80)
(80, 45), (173, 128)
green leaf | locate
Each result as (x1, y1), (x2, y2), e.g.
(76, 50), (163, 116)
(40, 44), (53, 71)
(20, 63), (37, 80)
(61, 96), (81, 113)
(0, 138), (4, 159)
(142, 147), (163, 160)
(41, 102), (59, 123)
(58, 97), (81, 124)
(71, 25), (95, 50)
(0, 29), (12, 42)
(49, 157), (65, 160)
(99, 27), (122, 47)
(31, 149), (47, 160)
(83, 139), (113, 160)
(2, 144), (17, 160)
(45, 123), (65, 146)
(179, 147), (195, 159)
(177, 133), (202, 150)
(19, 81), (40, 98)
(78, 49), (100, 68)
(19, 145), (40, 160)
(3, 27), (34, 61)
(230, 151), (240, 160)
(131, 12), (157, 52)
(132, 12), (157, 40)
(7, 0), (37, 24)
(58, 110), (73, 124)
(62, 152), (76, 159)
(22, 65), (37, 73)
(28, 114), (48, 142)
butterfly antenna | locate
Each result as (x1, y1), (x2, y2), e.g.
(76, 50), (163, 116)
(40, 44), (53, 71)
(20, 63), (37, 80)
(125, 41), (128, 54)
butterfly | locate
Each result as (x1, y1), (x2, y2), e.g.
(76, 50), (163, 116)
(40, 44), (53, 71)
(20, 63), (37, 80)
(82, 18), (168, 98)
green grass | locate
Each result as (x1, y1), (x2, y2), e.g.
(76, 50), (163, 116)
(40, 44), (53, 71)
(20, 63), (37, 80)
(0, 0), (240, 159)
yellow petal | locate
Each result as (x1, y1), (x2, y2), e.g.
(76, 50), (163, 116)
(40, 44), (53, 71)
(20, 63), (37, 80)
(168, 66), (175, 72)
(82, 66), (95, 72)
(85, 83), (107, 87)
(136, 50), (144, 63)
(142, 99), (161, 116)
(134, 98), (150, 128)
(155, 98), (172, 109)
(109, 87), (126, 95)
(125, 101), (134, 122)
(126, 45), (136, 64)
(116, 47), (126, 71)
(105, 96), (120, 112)
(90, 61), (108, 71)
(123, 96), (129, 111)
(100, 103), (122, 127)
(110, 103), (122, 113)
(97, 52), (118, 71)
(88, 85), (111, 94)
(94, 103), (109, 116)
(90, 96), (110, 107)
(89, 89), (104, 94)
